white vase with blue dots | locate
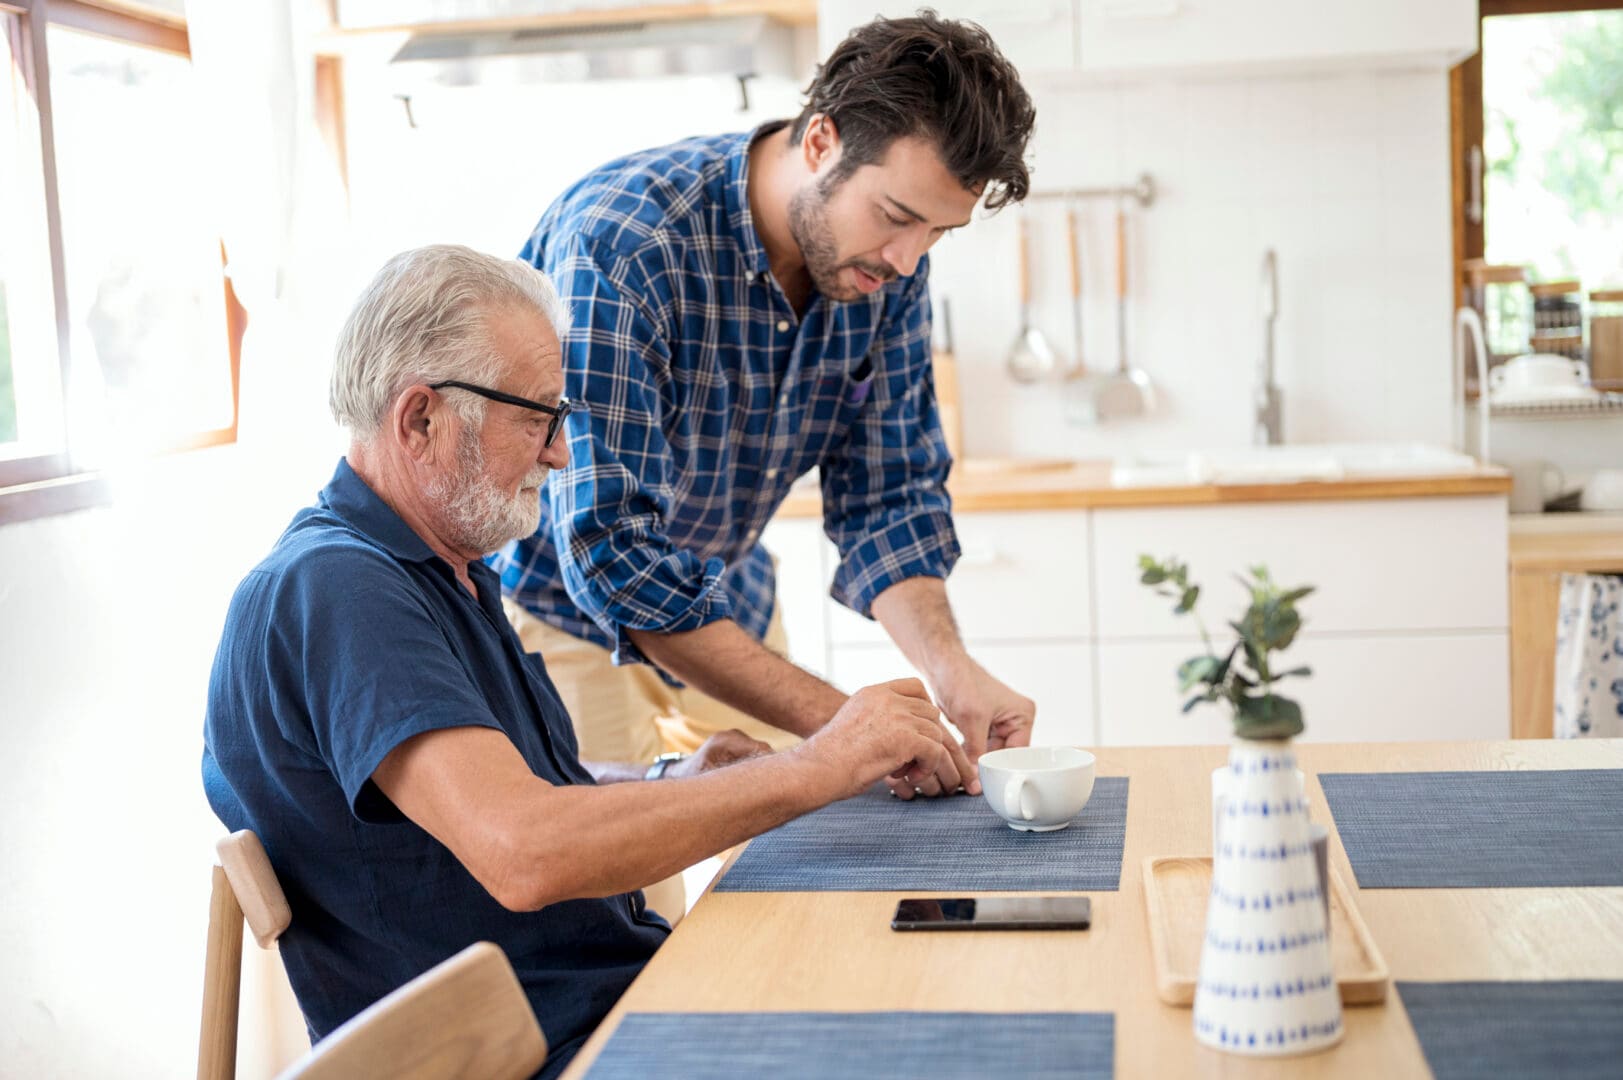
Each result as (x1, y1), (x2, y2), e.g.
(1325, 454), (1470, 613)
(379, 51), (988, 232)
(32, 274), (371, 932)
(1194, 736), (1343, 1055)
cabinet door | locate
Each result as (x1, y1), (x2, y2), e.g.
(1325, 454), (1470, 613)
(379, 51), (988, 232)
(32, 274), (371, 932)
(819, 0), (1077, 75)
(1092, 497), (1509, 638)
(1096, 633), (1510, 746)
(828, 510), (1093, 644)
(830, 639), (1096, 747)
(1077, 0), (1476, 78)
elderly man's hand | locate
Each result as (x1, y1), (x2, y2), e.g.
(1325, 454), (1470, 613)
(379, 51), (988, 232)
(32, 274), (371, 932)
(666, 729), (774, 779)
(797, 679), (978, 802)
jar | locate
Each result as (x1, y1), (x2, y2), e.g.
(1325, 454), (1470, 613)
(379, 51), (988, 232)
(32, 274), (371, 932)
(1464, 261), (1530, 362)
(1530, 280), (1584, 359)
(1591, 288), (1623, 387)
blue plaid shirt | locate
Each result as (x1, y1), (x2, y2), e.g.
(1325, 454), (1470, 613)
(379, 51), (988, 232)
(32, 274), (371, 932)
(492, 124), (959, 668)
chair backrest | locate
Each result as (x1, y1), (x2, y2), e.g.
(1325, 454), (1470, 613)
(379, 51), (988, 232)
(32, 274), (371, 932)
(198, 830), (293, 1080)
(275, 941), (547, 1080)
(199, 830), (546, 1080)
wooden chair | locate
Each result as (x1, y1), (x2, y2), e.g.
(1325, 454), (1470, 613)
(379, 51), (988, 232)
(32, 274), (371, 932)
(199, 829), (547, 1080)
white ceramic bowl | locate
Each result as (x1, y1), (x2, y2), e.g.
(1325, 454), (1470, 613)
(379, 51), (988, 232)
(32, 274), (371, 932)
(1582, 469), (1623, 512)
(978, 746), (1096, 832)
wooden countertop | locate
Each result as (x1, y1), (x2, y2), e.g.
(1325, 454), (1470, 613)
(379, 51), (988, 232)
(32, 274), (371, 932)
(1508, 512), (1623, 571)
(776, 459), (1512, 517)
(563, 739), (1623, 1079)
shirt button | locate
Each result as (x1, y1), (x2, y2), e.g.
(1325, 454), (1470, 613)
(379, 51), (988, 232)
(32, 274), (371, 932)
(776, 319), (790, 332)
(765, 468), (779, 480)
(779, 393), (790, 405)
(746, 529), (759, 544)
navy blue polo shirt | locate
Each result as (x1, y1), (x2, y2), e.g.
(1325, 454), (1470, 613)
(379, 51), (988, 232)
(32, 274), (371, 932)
(203, 458), (669, 1078)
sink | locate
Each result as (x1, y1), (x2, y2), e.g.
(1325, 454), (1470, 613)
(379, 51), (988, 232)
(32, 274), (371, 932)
(1110, 443), (1482, 487)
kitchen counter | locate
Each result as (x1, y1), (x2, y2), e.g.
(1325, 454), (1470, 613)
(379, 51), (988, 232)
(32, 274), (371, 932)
(775, 458), (1511, 517)
(1509, 513), (1623, 738)
(1508, 512), (1623, 570)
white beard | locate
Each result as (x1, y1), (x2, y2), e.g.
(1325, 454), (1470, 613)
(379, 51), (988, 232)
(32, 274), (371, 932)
(427, 427), (548, 556)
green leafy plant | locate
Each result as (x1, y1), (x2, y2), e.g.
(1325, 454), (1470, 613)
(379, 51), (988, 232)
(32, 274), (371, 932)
(1137, 556), (1314, 740)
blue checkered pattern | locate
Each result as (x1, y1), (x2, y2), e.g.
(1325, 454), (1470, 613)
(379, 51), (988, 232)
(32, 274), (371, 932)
(491, 125), (959, 668)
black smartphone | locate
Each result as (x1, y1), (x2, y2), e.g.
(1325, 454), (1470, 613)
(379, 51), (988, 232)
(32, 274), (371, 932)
(890, 896), (1091, 931)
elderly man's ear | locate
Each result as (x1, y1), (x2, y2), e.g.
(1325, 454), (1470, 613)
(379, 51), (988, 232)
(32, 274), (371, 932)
(393, 386), (443, 460)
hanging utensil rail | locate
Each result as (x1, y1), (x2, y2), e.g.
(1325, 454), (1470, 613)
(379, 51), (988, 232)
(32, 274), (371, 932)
(1027, 172), (1157, 209)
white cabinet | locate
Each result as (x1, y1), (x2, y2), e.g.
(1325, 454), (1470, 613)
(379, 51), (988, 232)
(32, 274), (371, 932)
(831, 639), (1095, 747)
(1091, 497), (1509, 638)
(1076, 0), (1478, 79)
(1097, 632), (1510, 746)
(828, 510), (1092, 644)
(818, 0), (1078, 76)
(771, 490), (1510, 748)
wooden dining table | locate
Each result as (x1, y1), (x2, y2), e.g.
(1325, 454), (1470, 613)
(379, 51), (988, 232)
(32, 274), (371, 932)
(563, 739), (1623, 1078)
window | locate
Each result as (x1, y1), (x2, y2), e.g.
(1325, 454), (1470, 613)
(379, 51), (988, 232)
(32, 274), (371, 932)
(1453, 2), (1623, 305)
(0, 0), (241, 522)
(1484, 8), (1623, 288)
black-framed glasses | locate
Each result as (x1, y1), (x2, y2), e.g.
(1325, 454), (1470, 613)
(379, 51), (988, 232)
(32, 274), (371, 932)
(430, 380), (578, 448)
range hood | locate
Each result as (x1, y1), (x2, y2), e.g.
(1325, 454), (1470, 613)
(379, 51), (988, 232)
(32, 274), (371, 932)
(389, 15), (799, 85)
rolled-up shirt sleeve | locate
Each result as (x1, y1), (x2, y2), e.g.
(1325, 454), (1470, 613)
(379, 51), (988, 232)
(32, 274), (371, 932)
(547, 238), (733, 666)
(819, 267), (960, 618)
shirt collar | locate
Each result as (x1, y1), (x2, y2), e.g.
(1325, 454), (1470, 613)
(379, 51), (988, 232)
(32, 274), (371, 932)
(319, 457), (439, 565)
(725, 120), (789, 279)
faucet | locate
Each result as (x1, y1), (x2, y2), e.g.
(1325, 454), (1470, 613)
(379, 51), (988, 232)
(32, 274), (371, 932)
(1453, 306), (1491, 463)
(1254, 249), (1283, 445)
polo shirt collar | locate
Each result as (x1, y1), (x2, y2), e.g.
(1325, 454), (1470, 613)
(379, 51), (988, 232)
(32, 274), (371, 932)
(725, 120), (789, 279)
(320, 457), (439, 565)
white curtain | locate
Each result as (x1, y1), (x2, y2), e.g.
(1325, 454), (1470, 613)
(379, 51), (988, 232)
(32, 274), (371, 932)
(1554, 573), (1623, 738)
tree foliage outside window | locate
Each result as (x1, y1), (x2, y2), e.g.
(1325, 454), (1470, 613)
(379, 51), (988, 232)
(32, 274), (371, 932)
(1484, 10), (1623, 288)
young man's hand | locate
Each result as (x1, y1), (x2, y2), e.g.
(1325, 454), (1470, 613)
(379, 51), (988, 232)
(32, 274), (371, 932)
(934, 656), (1036, 762)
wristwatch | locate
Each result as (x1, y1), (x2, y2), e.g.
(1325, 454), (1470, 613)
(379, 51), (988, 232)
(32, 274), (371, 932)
(644, 751), (686, 781)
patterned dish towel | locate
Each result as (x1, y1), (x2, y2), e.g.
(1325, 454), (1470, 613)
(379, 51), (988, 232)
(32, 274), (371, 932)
(1555, 573), (1623, 737)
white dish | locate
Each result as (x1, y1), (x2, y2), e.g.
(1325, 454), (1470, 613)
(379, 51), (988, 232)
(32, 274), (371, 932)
(1488, 384), (1601, 407)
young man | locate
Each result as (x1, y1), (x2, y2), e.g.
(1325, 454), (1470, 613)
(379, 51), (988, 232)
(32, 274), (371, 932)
(493, 12), (1039, 911)
(203, 245), (962, 1078)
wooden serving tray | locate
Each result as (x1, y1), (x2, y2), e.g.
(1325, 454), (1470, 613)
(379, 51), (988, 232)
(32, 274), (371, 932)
(1142, 855), (1390, 1007)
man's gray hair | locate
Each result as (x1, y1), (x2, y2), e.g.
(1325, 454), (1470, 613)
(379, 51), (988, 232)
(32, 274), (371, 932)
(330, 244), (570, 440)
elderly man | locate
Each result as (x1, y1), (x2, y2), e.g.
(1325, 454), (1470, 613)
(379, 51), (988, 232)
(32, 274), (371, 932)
(202, 245), (960, 1078)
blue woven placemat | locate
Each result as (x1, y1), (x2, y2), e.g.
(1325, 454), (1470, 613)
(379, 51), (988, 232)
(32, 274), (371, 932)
(581, 1012), (1115, 1079)
(714, 778), (1129, 892)
(1318, 769), (1623, 888)
(1399, 981), (1623, 1080)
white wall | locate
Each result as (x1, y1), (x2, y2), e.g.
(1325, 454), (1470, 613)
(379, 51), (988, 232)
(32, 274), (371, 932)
(935, 69), (1458, 461)
(0, 442), (334, 1077)
(341, 67), (812, 268)
(341, 63), (1459, 465)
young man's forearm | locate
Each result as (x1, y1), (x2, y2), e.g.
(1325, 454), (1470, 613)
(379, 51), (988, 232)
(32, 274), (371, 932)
(869, 575), (969, 689)
(626, 619), (846, 738)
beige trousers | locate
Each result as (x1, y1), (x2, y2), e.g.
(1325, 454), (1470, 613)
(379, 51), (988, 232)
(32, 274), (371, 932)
(502, 598), (801, 922)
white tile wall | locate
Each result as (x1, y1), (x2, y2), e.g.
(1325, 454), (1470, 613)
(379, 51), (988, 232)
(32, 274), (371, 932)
(929, 69), (1457, 460)
(341, 61), (1459, 463)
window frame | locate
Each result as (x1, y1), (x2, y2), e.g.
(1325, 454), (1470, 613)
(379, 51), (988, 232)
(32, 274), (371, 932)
(0, 0), (245, 524)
